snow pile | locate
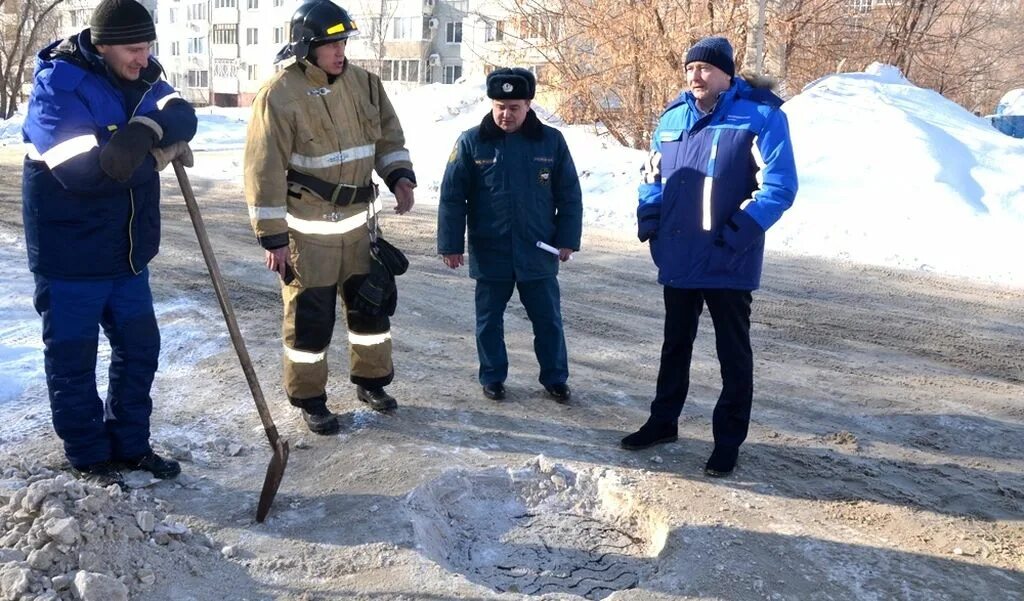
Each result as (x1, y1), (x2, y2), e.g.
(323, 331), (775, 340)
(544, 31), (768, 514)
(0, 458), (219, 601)
(778, 63), (1024, 285)
(0, 109), (25, 147)
(996, 89), (1024, 116)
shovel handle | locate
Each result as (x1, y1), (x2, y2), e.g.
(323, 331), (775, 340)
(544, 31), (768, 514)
(172, 160), (282, 448)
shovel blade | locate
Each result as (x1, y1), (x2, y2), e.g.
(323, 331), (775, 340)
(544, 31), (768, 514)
(256, 438), (289, 522)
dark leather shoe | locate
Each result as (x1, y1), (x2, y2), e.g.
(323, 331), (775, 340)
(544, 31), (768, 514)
(121, 452), (181, 479)
(704, 446), (739, 477)
(71, 462), (124, 487)
(544, 383), (571, 403)
(620, 419), (678, 450)
(482, 382), (506, 401)
(357, 386), (397, 412)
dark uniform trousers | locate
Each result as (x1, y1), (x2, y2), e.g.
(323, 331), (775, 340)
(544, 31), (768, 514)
(32, 269), (159, 468)
(650, 287), (753, 450)
(474, 277), (568, 387)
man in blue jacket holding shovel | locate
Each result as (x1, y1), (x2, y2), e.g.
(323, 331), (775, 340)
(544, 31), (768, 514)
(621, 37), (798, 477)
(438, 68), (583, 403)
(22, 0), (196, 486)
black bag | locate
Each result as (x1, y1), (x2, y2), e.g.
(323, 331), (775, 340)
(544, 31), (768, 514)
(351, 236), (407, 317)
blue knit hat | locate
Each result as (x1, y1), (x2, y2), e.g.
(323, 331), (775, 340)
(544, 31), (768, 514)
(685, 36), (735, 78)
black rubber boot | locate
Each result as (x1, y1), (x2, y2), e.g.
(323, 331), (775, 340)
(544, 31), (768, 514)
(356, 386), (397, 412)
(620, 418), (678, 450)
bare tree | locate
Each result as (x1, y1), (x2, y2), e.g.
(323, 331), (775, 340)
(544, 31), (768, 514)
(0, 0), (64, 119)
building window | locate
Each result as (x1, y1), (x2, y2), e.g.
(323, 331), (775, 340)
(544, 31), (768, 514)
(171, 41), (180, 56)
(848, 0), (872, 11)
(390, 16), (421, 40)
(187, 70), (209, 88)
(246, 28), (259, 45)
(248, 0), (259, 8)
(168, 7), (177, 23)
(273, 26), (285, 44)
(485, 20), (504, 42)
(187, 3), (207, 20)
(153, 41), (159, 55)
(379, 59), (419, 83)
(214, 0), (237, 7)
(248, 65), (260, 80)
(273, 0), (283, 6)
(445, 21), (462, 44)
(443, 64), (462, 84)
(188, 37), (206, 54)
(153, 10), (158, 24)
(212, 25), (237, 45)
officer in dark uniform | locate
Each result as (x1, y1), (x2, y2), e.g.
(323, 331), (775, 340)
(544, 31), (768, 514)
(438, 68), (583, 402)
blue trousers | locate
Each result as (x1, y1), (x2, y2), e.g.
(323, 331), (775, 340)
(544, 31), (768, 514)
(649, 288), (753, 450)
(475, 277), (568, 387)
(33, 269), (159, 468)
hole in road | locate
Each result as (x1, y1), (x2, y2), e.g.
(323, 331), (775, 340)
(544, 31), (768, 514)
(407, 456), (669, 600)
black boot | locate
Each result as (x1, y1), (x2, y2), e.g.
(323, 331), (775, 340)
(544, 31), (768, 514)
(71, 462), (124, 487)
(621, 418), (678, 450)
(704, 446), (739, 477)
(357, 386), (397, 412)
(121, 451), (181, 479)
(482, 382), (506, 401)
(544, 383), (571, 403)
(296, 396), (340, 435)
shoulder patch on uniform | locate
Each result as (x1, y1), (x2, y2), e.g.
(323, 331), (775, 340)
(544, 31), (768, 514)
(48, 62), (86, 91)
(448, 143), (458, 163)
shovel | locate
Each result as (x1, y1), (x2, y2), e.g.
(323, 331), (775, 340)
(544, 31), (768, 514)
(172, 160), (289, 523)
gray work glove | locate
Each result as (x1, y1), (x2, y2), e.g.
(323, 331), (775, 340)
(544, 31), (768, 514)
(151, 141), (194, 171)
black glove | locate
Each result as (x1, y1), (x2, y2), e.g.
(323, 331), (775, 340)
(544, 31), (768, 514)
(350, 258), (397, 317)
(99, 121), (160, 182)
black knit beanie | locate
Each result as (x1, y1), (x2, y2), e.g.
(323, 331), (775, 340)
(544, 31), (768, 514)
(90, 0), (156, 45)
(685, 36), (735, 78)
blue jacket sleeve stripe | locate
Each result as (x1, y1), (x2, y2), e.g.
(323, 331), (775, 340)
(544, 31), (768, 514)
(743, 108), (797, 231)
(31, 134), (97, 168)
(143, 81), (198, 147)
(156, 91), (182, 109)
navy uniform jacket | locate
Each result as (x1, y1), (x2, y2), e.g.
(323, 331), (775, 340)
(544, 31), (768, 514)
(638, 77), (798, 290)
(22, 30), (197, 279)
(438, 110), (583, 281)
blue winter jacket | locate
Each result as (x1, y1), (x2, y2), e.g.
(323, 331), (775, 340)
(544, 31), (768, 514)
(22, 30), (197, 279)
(438, 110), (583, 281)
(638, 77), (797, 290)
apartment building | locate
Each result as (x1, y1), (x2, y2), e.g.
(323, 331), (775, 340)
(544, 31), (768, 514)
(49, 0), (556, 106)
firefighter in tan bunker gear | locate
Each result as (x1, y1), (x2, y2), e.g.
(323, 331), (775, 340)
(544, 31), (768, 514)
(244, 0), (416, 434)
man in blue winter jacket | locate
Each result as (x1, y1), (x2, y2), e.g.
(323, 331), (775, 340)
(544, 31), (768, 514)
(438, 68), (583, 403)
(22, 0), (197, 485)
(620, 37), (797, 477)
